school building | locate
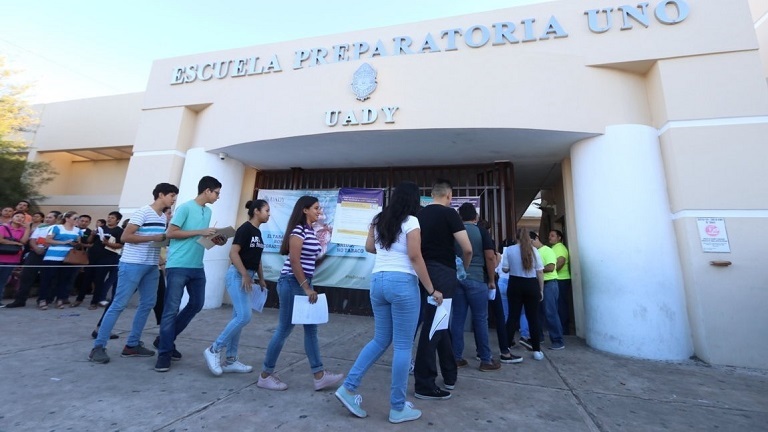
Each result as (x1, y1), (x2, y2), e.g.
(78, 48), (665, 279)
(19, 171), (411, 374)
(20, 0), (768, 370)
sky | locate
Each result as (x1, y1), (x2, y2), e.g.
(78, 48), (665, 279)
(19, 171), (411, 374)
(1, 0), (552, 104)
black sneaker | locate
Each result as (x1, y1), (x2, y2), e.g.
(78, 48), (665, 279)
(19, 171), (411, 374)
(153, 336), (182, 361)
(154, 354), (171, 372)
(121, 342), (156, 357)
(91, 330), (119, 340)
(414, 388), (451, 400)
(2, 301), (25, 308)
(500, 353), (524, 364)
(518, 338), (533, 351)
(88, 346), (110, 364)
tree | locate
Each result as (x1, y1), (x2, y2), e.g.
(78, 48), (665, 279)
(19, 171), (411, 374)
(0, 56), (56, 206)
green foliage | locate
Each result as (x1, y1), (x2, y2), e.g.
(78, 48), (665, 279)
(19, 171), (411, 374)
(0, 56), (56, 208)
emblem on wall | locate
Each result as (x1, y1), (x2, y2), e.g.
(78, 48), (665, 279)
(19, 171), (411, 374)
(350, 63), (377, 101)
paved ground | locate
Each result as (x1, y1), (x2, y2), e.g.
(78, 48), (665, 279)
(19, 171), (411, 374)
(1, 300), (767, 432)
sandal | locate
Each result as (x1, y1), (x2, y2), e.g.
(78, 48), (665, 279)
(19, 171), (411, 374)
(71, 301), (82, 308)
(38, 300), (48, 310)
(56, 300), (65, 309)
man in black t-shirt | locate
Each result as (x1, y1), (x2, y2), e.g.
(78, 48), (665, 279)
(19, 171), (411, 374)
(83, 212), (124, 308)
(413, 179), (472, 401)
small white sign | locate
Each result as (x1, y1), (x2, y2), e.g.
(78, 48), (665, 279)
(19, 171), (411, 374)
(696, 218), (730, 253)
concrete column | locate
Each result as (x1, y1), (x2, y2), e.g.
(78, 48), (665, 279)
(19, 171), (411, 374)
(570, 124), (693, 361)
(176, 148), (245, 309)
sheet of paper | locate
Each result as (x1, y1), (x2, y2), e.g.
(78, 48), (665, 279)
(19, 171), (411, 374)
(429, 298), (452, 340)
(291, 293), (329, 324)
(250, 285), (268, 313)
(197, 225), (236, 250)
(488, 288), (497, 301)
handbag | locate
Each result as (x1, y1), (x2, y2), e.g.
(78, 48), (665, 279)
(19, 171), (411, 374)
(63, 247), (89, 265)
(0, 226), (23, 255)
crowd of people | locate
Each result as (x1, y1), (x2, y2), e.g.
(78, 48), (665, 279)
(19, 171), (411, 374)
(0, 178), (573, 425)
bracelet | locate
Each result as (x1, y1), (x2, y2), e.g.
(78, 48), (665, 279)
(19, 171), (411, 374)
(427, 288), (435, 296)
(299, 279), (308, 288)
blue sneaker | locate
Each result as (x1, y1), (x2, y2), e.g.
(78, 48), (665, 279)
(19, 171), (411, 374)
(389, 401), (421, 424)
(549, 343), (565, 350)
(335, 386), (367, 418)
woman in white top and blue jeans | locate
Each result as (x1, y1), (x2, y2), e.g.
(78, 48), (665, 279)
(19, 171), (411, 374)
(335, 181), (441, 424)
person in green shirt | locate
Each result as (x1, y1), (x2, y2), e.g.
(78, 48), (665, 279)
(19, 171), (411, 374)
(531, 232), (564, 350)
(549, 230), (573, 335)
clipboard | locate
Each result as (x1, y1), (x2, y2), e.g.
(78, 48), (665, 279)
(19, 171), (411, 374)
(197, 226), (236, 249)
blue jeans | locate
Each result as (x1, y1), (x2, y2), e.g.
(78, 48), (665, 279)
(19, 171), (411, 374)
(520, 308), (530, 339)
(344, 272), (421, 411)
(159, 267), (206, 355)
(450, 278), (492, 363)
(213, 266), (254, 359)
(262, 274), (323, 374)
(343, 272), (420, 411)
(539, 280), (564, 346)
(95, 262), (159, 348)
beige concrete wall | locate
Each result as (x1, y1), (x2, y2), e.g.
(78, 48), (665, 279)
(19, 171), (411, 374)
(33, 93), (143, 151)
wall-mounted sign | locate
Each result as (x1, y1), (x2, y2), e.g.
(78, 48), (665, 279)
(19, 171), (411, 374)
(170, 0), (691, 85)
(697, 217), (731, 253)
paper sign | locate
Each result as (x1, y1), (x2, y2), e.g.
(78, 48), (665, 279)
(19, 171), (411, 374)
(197, 226), (236, 250)
(291, 293), (329, 324)
(429, 298), (452, 340)
(696, 218), (731, 253)
(250, 285), (268, 312)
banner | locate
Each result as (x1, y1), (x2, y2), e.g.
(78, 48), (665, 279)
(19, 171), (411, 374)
(331, 188), (384, 246)
(257, 189), (377, 290)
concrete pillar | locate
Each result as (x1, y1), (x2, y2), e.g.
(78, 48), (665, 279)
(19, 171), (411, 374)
(176, 148), (245, 309)
(570, 124), (693, 361)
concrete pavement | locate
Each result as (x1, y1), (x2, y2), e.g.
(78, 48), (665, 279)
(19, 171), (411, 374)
(1, 301), (767, 431)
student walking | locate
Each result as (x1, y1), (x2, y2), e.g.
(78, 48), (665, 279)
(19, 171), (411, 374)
(335, 181), (439, 423)
(204, 200), (270, 376)
(88, 183), (178, 364)
(155, 176), (225, 372)
(257, 195), (343, 391)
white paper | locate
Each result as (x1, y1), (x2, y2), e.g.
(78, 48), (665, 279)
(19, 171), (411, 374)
(291, 293), (329, 324)
(488, 288), (497, 301)
(250, 285), (268, 312)
(429, 298), (452, 340)
(197, 226), (236, 250)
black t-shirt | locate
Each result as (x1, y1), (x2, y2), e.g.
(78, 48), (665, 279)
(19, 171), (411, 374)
(233, 221), (265, 271)
(417, 204), (466, 269)
(90, 225), (123, 257)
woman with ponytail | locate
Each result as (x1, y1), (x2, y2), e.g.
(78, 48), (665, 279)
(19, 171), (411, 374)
(204, 199), (270, 376)
(501, 228), (545, 360)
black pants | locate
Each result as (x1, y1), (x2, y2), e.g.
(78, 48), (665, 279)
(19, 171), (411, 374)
(153, 269), (165, 325)
(13, 252), (44, 304)
(414, 261), (458, 393)
(488, 285), (510, 353)
(506, 275), (542, 352)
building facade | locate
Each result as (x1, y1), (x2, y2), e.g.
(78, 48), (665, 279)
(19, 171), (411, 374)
(22, 0), (768, 369)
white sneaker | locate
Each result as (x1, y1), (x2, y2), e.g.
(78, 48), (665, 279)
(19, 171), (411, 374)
(314, 370), (344, 391)
(257, 374), (288, 391)
(533, 351), (544, 361)
(221, 360), (253, 373)
(203, 346), (222, 376)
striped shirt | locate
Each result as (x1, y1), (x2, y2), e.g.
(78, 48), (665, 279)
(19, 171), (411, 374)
(43, 225), (82, 262)
(121, 205), (166, 265)
(280, 224), (321, 278)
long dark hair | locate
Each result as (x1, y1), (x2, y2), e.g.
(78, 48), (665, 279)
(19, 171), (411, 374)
(278, 196), (319, 255)
(374, 181), (421, 250)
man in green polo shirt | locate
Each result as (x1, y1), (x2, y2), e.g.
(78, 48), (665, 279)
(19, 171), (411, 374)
(531, 232), (565, 350)
(549, 230), (572, 335)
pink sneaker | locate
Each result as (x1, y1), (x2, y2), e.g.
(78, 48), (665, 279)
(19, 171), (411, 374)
(257, 374), (288, 391)
(314, 370), (344, 391)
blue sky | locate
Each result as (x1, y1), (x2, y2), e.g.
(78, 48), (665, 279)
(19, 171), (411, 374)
(1, 0), (551, 104)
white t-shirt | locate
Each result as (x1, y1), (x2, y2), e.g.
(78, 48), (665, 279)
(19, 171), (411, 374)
(496, 247), (509, 281)
(371, 216), (420, 275)
(501, 244), (544, 278)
